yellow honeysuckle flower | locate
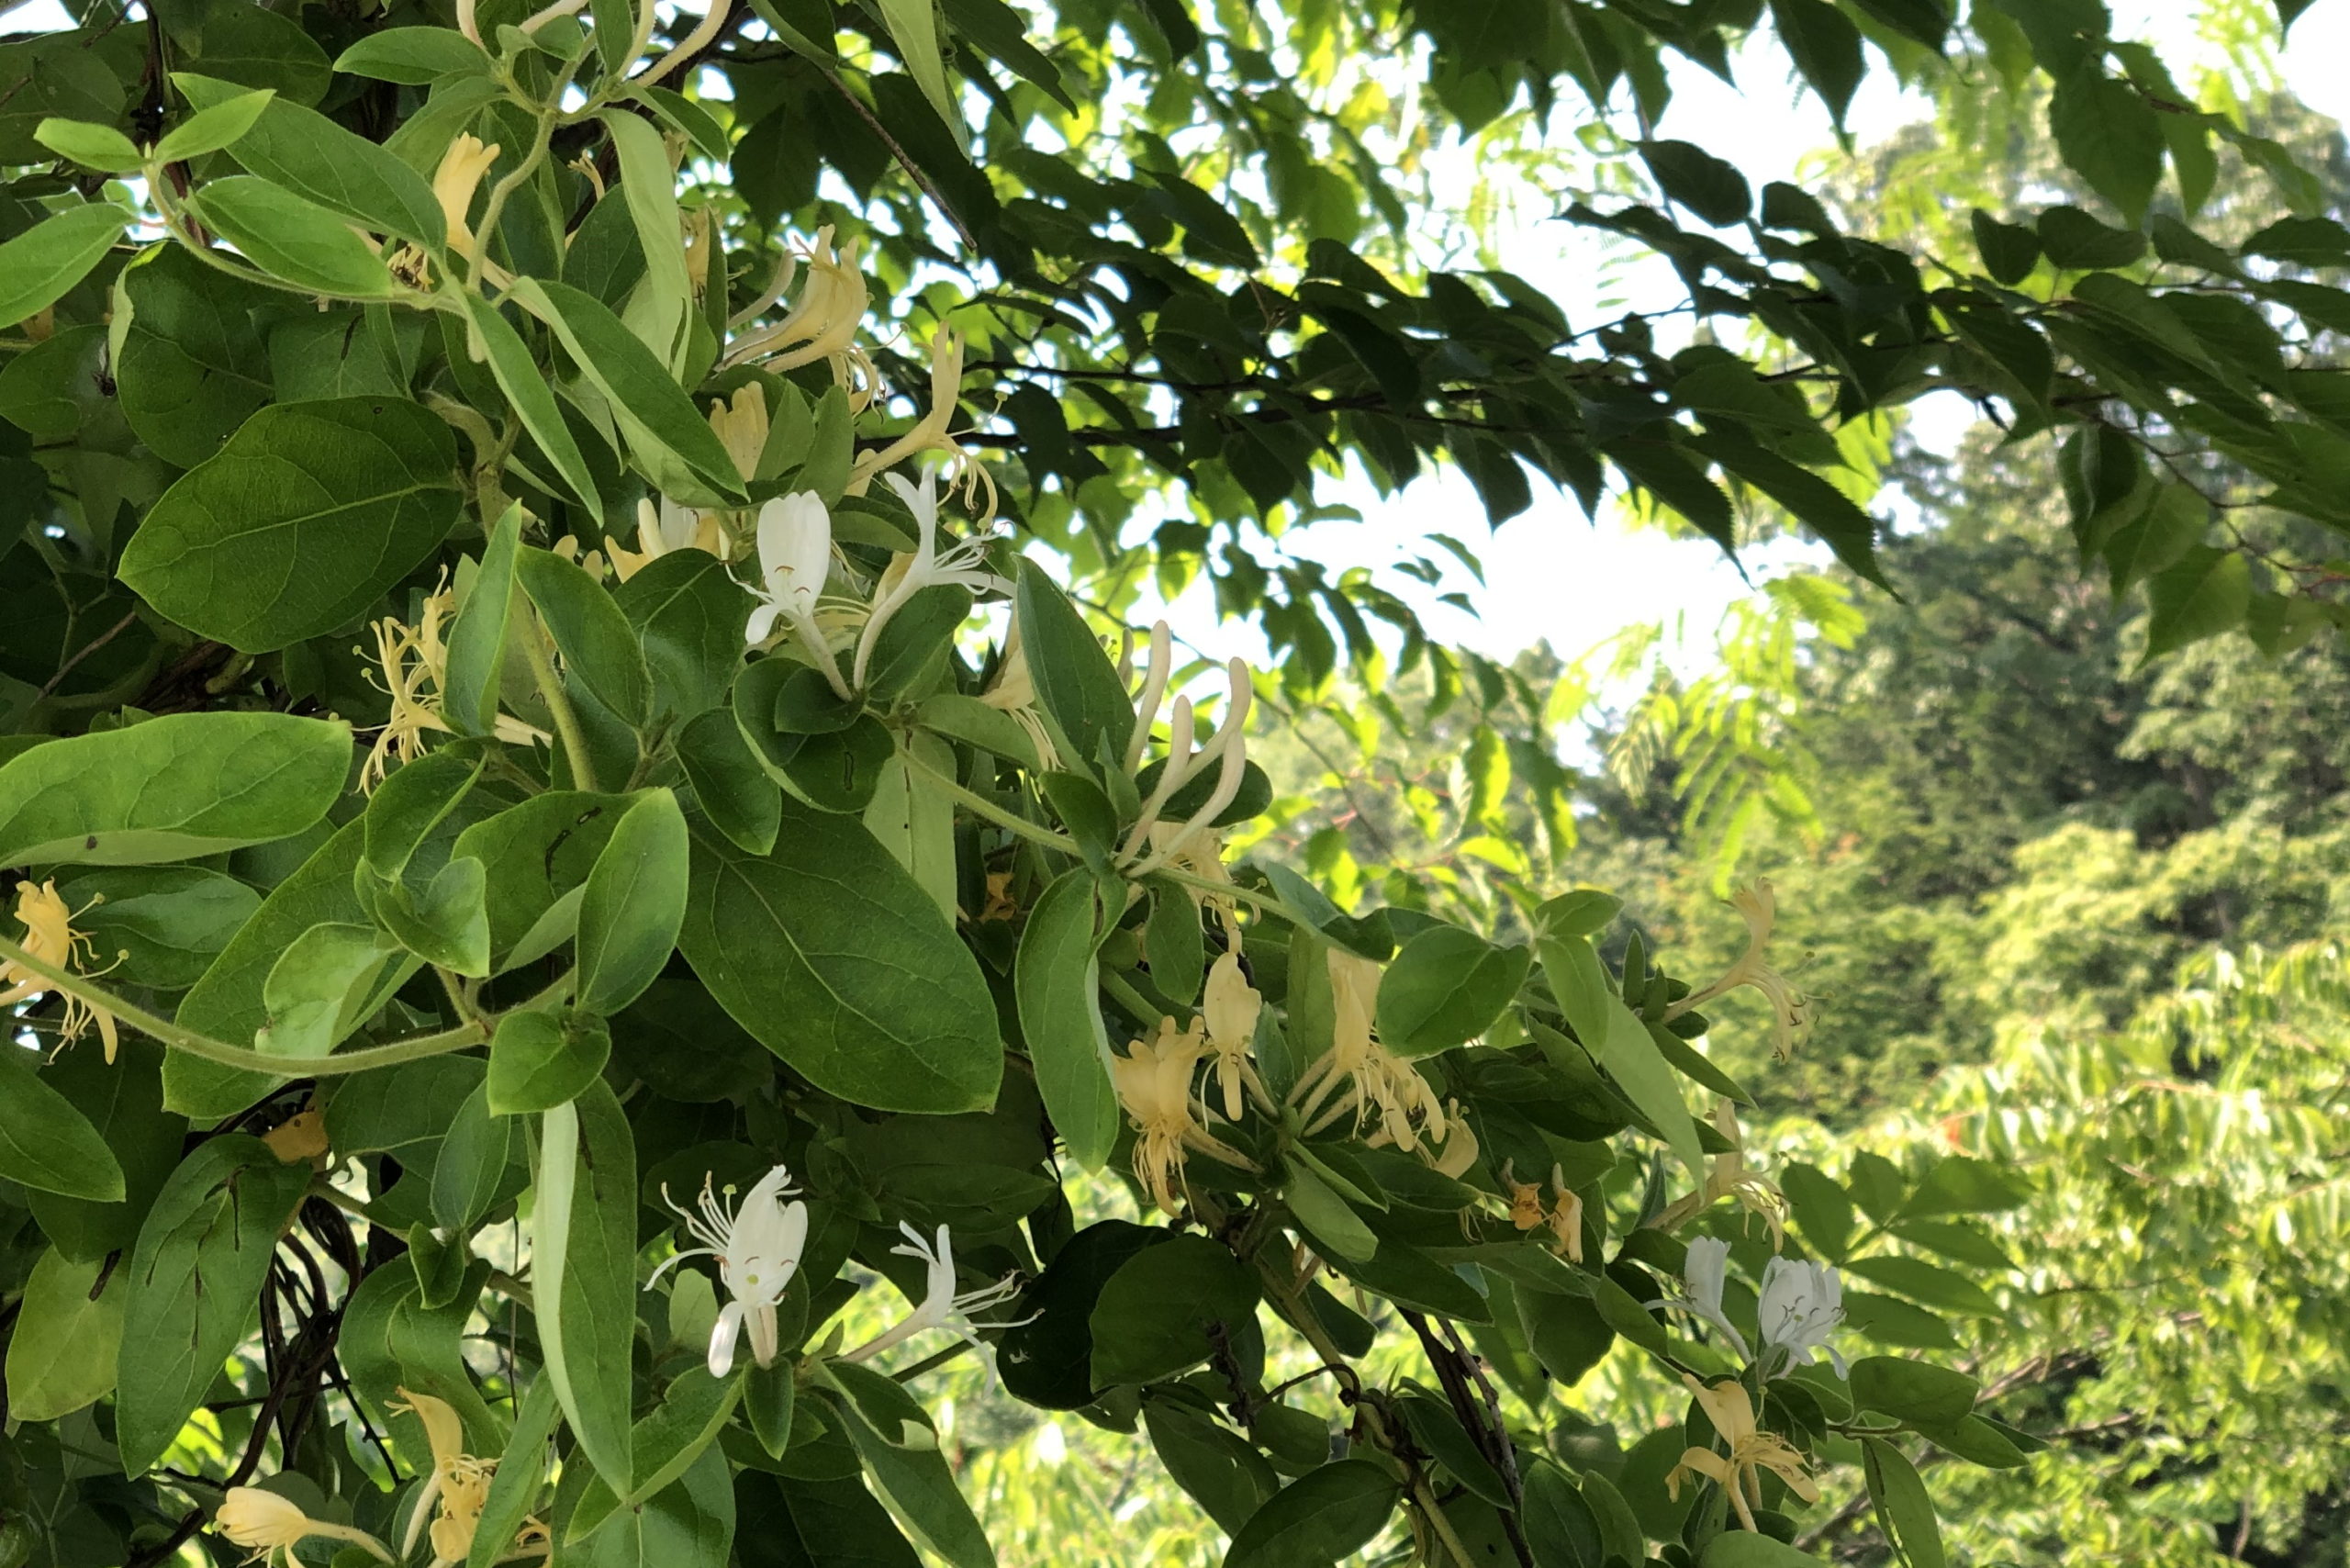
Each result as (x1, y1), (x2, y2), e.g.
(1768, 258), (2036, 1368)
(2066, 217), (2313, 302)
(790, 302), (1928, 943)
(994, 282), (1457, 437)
(1655, 1099), (1790, 1248)
(978, 626), (1061, 772)
(358, 578), (549, 790)
(1201, 950), (1262, 1121)
(0, 879), (119, 1061)
(1291, 949), (1449, 1156)
(1111, 1017), (1255, 1214)
(708, 382), (768, 486)
(215, 1485), (392, 1565)
(390, 1386), (507, 1568)
(1499, 1159), (1584, 1261)
(432, 134), (501, 260)
(1665, 879), (1811, 1061)
(1666, 1373), (1819, 1532)
(846, 329), (997, 520)
(721, 228), (876, 402)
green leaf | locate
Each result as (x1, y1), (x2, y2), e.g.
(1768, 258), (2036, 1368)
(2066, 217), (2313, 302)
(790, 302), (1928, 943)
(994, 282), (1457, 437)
(678, 811), (1003, 1114)
(1537, 934), (1703, 1180)
(35, 116), (143, 172)
(2103, 480), (2204, 594)
(1862, 1437), (1948, 1568)
(176, 3), (331, 105)
(576, 789), (689, 1015)
(1900, 1155), (2031, 1216)
(615, 550), (747, 721)
(458, 291), (605, 514)
(876, 0), (964, 140)
(998, 1221), (1169, 1409)
(1375, 924), (1528, 1057)
(175, 73), (445, 246)
(0, 711), (348, 866)
(431, 1081), (514, 1229)
(1282, 1159), (1379, 1262)
(444, 503), (523, 737)
(119, 396), (464, 652)
(1695, 430), (1889, 588)
(1013, 869), (1119, 1170)
(151, 85), (274, 163)
(572, 1446), (736, 1568)
(1969, 209), (2041, 284)
(194, 176), (405, 298)
(1841, 1255), (2003, 1316)
(822, 1362), (996, 1568)
(117, 1137), (311, 1472)
(1843, 1292), (1959, 1350)
(1769, 0), (1863, 129)
(1145, 1401), (1278, 1534)
(0, 203), (130, 327)
(594, 107), (693, 370)
(534, 1085), (640, 1490)
(253, 922), (397, 1058)
(1088, 1235), (1260, 1386)
(1224, 1461), (1399, 1568)
(510, 278), (747, 507)
(465, 1375), (563, 1568)
(2049, 65), (2163, 227)
(676, 710), (780, 855)
(452, 790), (625, 971)
(2036, 205), (2146, 270)
(2142, 545), (2251, 659)
(3, 1247), (126, 1421)
(65, 868), (261, 991)
(519, 545), (654, 728)
(1848, 0), (1949, 49)
(114, 244), (276, 468)
(864, 584), (972, 702)
(487, 1007), (610, 1114)
(333, 28), (494, 83)
(1639, 140), (1751, 226)
(1699, 1531), (1829, 1565)
(26, 1043), (185, 1261)
(1013, 558), (1134, 778)
(0, 1049), (124, 1202)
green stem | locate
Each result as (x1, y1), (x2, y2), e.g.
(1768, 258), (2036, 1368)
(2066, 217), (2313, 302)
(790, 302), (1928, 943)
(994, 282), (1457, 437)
(467, 108), (559, 293)
(1100, 969), (1168, 1030)
(523, 621), (600, 791)
(0, 931), (488, 1076)
(901, 750), (1079, 855)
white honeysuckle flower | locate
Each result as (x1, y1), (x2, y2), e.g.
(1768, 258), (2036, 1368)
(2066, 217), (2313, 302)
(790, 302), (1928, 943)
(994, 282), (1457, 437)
(647, 1164), (810, 1378)
(849, 464), (1009, 688)
(1649, 1236), (1753, 1361)
(844, 1222), (1028, 1374)
(1756, 1255), (1846, 1376)
(744, 492), (833, 647)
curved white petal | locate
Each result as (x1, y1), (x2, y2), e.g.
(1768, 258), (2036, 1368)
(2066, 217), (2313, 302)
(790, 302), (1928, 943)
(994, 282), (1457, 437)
(707, 1300), (746, 1379)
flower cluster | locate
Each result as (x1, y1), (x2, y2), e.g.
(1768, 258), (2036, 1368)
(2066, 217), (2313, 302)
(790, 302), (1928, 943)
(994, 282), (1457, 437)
(0, 879), (119, 1061)
(1665, 880), (1811, 1061)
(1654, 1235), (1846, 1378)
(357, 577), (547, 791)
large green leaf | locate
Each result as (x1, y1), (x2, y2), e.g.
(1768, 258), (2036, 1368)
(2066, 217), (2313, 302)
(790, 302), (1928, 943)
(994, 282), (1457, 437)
(535, 1084), (640, 1491)
(2049, 64), (2163, 227)
(113, 243), (278, 469)
(678, 810), (1003, 1114)
(575, 789), (689, 1015)
(1224, 1461), (1399, 1568)
(1013, 869), (1119, 1169)
(0, 711), (347, 866)
(3, 1247), (126, 1421)
(1012, 559), (1133, 778)
(1536, 934), (1704, 1180)
(119, 397), (463, 652)
(192, 176), (405, 298)
(174, 71), (445, 246)
(822, 1363), (995, 1568)
(116, 1137), (311, 1472)
(0, 1049), (123, 1202)
(1087, 1235), (1260, 1386)
(1374, 923), (1528, 1057)
(0, 203), (129, 329)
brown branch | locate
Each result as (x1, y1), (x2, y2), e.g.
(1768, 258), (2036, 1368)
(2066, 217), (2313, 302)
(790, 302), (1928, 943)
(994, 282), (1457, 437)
(814, 65), (979, 253)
